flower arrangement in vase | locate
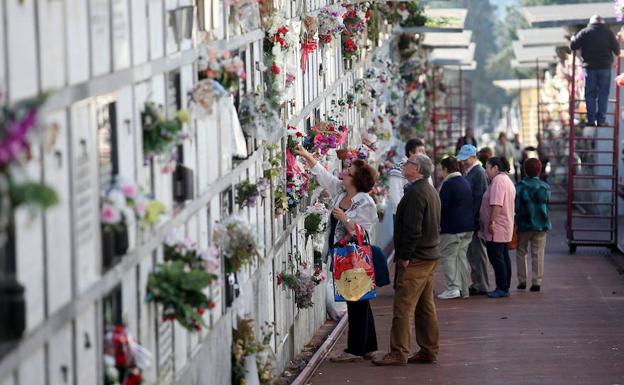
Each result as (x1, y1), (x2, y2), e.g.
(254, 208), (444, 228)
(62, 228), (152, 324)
(235, 178), (270, 208)
(303, 202), (330, 244)
(141, 102), (189, 169)
(318, 4), (346, 44)
(277, 253), (326, 309)
(341, 3), (369, 61)
(274, 185), (289, 216)
(263, 144), (282, 181)
(309, 121), (348, 155)
(232, 318), (277, 385)
(1, 94), (58, 255)
(198, 48), (247, 93)
(213, 215), (260, 274)
(264, 17), (297, 107)
(300, 15), (318, 73)
(146, 236), (219, 331)
(286, 147), (310, 212)
(237, 92), (281, 141)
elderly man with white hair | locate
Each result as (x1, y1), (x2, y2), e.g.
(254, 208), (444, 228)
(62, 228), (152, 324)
(570, 14), (620, 127)
(373, 153), (441, 366)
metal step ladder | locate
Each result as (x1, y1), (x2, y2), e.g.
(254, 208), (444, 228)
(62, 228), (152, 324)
(566, 50), (621, 254)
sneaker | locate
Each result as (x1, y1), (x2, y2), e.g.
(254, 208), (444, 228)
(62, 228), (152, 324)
(469, 287), (488, 296)
(330, 352), (364, 362)
(437, 289), (461, 299)
(517, 282), (526, 290)
(372, 353), (407, 366)
(487, 289), (510, 298)
(407, 351), (437, 364)
(529, 284), (541, 292)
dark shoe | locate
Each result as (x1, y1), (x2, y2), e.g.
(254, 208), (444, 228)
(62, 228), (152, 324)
(597, 121), (607, 127)
(407, 351), (437, 364)
(530, 285), (541, 292)
(517, 282), (526, 290)
(372, 353), (407, 366)
(487, 289), (510, 298)
(469, 287), (488, 296)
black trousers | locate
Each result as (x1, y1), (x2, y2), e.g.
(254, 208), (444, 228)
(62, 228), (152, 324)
(486, 241), (512, 292)
(345, 300), (378, 356)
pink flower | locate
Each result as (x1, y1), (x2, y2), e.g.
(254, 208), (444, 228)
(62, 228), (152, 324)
(101, 203), (122, 224)
(120, 183), (138, 199)
(134, 199), (147, 218)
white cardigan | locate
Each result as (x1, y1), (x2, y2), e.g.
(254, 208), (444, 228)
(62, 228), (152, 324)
(310, 162), (378, 256)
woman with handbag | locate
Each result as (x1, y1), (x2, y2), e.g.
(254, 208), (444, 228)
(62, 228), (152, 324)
(295, 145), (379, 362)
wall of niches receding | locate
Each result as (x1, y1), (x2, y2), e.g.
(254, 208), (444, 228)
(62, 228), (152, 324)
(0, 0), (391, 384)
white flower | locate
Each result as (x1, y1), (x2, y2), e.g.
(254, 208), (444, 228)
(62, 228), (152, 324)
(107, 189), (127, 210)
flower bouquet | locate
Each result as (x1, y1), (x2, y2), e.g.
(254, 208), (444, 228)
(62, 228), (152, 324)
(300, 15), (318, 73)
(396, 1), (427, 27)
(141, 102), (189, 167)
(264, 18), (297, 107)
(286, 125), (306, 152)
(341, 4), (368, 61)
(237, 93), (281, 141)
(235, 178), (269, 208)
(1, 94), (59, 254)
(213, 215), (260, 274)
(163, 236), (220, 276)
(198, 48), (247, 93)
(146, 260), (216, 331)
(286, 149), (310, 212)
(263, 144), (282, 181)
(318, 4), (346, 44)
(274, 185), (289, 216)
(303, 202), (330, 244)
(188, 79), (228, 119)
(104, 176), (167, 230)
(309, 121), (348, 155)
(278, 261), (326, 309)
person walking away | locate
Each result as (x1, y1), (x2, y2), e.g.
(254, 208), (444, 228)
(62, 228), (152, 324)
(373, 154), (441, 366)
(480, 157), (516, 298)
(477, 146), (493, 168)
(295, 145), (379, 362)
(512, 133), (524, 182)
(495, 132), (515, 168)
(437, 156), (474, 299)
(570, 15), (620, 127)
(388, 139), (434, 217)
(455, 127), (478, 155)
(457, 145), (490, 296)
(515, 158), (551, 292)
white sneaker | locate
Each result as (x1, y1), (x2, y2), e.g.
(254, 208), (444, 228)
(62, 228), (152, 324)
(437, 289), (461, 299)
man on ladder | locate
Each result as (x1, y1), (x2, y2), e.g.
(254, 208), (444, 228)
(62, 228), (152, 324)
(570, 15), (620, 127)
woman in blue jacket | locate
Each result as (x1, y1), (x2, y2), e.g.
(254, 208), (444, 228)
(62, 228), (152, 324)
(437, 156), (475, 299)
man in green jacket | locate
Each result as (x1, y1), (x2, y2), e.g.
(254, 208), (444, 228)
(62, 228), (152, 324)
(515, 158), (551, 292)
(374, 154), (441, 366)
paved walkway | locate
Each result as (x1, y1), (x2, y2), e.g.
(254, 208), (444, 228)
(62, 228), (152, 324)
(309, 209), (624, 385)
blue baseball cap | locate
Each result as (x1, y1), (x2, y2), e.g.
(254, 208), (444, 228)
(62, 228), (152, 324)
(457, 144), (477, 161)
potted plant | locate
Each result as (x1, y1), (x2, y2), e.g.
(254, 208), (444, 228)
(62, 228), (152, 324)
(100, 202), (129, 268)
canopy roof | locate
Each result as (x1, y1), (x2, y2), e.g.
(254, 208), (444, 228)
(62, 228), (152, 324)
(512, 41), (558, 64)
(430, 43), (476, 67)
(521, 2), (616, 27)
(493, 79), (539, 91)
(422, 30), (472, 48)
(395, 8), (467, 33)
(516, 27), (568, 47)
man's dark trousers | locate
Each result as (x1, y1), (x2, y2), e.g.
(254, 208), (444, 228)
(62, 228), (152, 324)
(585, 68), (611, 125)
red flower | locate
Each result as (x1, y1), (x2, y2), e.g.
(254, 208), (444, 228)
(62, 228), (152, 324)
(365, 9), (371, 19)
(277, 26), (289, 35)
(271, 64), (281, 75)
(320, 34), (333, 44)
(277, 273), (283, 285)
(344, 38), (358, 52)
(197, 307), (206, 315)
(295, 132), (303, 137)
(208, 301), (216, 309)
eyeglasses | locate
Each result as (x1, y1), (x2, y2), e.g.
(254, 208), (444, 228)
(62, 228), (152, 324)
(402, 159), (420, 169)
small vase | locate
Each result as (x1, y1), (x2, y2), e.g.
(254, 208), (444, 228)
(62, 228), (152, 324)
(243, 354), (260, 385)
(173, 164), (194, 203)
(102, 227), (117, 268)
(0, 275), (26, 340)
(114, 224), (129, 256)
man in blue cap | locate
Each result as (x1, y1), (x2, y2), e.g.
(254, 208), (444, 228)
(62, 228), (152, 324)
(457, 144), (490, 295)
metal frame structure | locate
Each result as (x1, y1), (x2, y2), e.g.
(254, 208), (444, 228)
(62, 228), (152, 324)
(566, 50), (621, 253)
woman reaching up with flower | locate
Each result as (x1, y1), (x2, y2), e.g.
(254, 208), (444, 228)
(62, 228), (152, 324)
(295, 145), (379, 362)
